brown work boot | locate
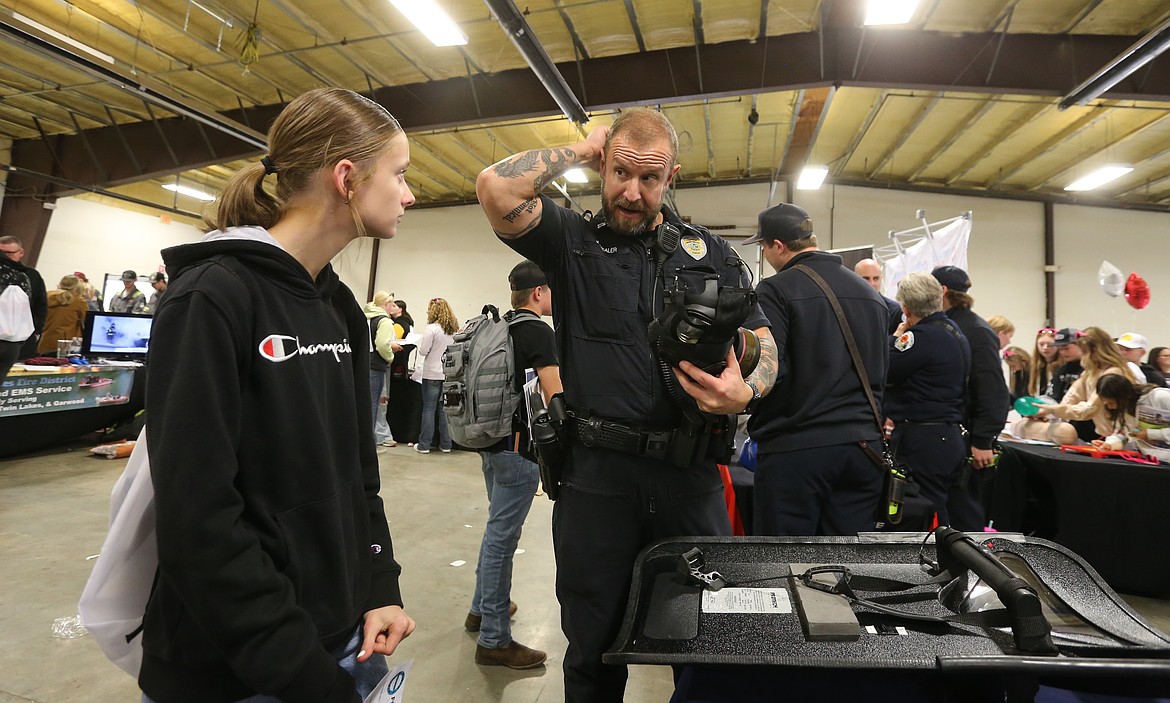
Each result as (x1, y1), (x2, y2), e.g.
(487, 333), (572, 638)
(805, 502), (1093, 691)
(463, 601), (519, 633)
(475, 640), (547, 669)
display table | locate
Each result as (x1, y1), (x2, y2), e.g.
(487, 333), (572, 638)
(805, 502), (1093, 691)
(0, 363), (145, 458)
(991, 441), (1170, 598)
(606, 535), (1170, 701)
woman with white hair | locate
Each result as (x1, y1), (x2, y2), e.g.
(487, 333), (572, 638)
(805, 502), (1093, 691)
(884, 273), (977, 529)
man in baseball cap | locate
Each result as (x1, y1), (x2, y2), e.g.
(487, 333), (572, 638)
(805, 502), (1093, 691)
(1116, 332), (1167, 387)
(147, 272), (168, 314)
(745, 202), (890, 537)
(109, 269), (147, 314)
(741, 203), (814, 246)
(930, 265), (971, 293)
(1047, 328), (1085, 402)
(930, 264), (1009, 529)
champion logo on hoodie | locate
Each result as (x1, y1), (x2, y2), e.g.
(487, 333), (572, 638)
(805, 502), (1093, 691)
(258, 334), (352, 363)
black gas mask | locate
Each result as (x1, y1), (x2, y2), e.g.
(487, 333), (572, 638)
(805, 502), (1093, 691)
(649, 272), (760, 377)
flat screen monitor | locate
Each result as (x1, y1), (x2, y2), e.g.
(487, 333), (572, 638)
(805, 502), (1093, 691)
(81, 310), (153, 360)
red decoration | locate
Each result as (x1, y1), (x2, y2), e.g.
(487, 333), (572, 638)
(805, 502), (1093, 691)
(1125, 272), (1151, 310)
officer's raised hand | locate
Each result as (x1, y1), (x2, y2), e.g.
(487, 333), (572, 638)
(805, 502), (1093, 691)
(477, 125), (610, 240)
(674, 348), (755, 415)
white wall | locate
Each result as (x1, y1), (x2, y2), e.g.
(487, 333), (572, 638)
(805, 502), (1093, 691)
(38, 198), (203, 290)
(34, 184), (1170, 358)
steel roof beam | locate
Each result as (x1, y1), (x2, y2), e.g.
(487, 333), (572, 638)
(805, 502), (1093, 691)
(622, 0), (647, 53)
(12, 28), (1170, 196)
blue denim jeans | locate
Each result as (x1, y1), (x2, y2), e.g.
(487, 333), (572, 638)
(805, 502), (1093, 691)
(471, 449), (541, 648)
(141, 624), (388, 702)
(369, 368), (386, 437)
(418, 378), (451, 451)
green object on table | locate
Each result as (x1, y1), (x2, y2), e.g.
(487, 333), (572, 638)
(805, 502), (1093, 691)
(1015, 396), (1045, 416)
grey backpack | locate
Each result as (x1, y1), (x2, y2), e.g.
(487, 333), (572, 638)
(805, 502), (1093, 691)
(442, 306), (538, 448)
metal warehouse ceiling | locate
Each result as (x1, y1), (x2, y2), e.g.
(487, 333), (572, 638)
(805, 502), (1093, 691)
(3, 0), (1170, 233)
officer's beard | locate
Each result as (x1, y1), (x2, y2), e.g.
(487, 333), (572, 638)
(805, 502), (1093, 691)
(602, 195), (661, 237)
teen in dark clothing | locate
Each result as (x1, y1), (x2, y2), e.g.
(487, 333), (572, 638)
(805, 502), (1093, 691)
(466, 260), (561, 670)
(142, 88), (416, 703)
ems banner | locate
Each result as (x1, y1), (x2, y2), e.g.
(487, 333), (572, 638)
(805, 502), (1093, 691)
(0, 367), (135, 417)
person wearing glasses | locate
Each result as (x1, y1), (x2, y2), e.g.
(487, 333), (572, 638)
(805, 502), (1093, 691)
(1149, 346), (1170, 383)
(0, 235), (47, 360)
(141, 88), (415, 703)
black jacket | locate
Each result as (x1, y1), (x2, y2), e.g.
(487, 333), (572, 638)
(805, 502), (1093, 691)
(748, 250), (889, 453)
(1049, 359), (1083, 402)
(141, 233), (401, 703)
(883, 311), (969, 423)
(883, 295), (903, 334)
(945, 306), (1010, 450)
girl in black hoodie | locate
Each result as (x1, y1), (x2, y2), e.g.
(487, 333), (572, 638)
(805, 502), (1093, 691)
(142, 88), (416, 703)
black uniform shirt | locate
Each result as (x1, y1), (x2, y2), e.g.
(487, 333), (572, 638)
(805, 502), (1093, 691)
(946, 306), (1010, 450)
(884, 311), (969, 423)
(502, 195), (767, 427)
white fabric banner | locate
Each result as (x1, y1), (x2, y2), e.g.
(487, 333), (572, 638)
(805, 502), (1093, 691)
(878, 217), (972, 299)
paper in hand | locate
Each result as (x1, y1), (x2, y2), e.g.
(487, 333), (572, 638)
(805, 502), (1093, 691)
(363, 659), (414, 703)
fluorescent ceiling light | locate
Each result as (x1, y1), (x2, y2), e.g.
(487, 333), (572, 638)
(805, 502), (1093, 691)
(796, 166), (829, 191)
(389, 0), (468, 47)
(864, 0), (920, 26)
(1064, 164), (1133, 192)
(162, 183), (217, 201)
(563, 168), (588, 184)
(12, 12), (115, 64)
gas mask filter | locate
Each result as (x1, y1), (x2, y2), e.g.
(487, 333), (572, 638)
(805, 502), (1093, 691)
(649, 273), (760, 377)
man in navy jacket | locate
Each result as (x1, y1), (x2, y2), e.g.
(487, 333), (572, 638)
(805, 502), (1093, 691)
(746, 204), (890, 536)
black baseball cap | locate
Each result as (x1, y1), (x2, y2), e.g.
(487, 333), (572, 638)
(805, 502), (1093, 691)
(120, 270), (138, 281)
(931, 265), (971, 293)
(508, 260), (547, 291)
(742, 203), (814, 245)
(1053, 328), (1085, 346)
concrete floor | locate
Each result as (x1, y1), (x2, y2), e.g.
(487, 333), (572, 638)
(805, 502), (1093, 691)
(0, 441), (672, 703)
(2, 441), (1169, 702)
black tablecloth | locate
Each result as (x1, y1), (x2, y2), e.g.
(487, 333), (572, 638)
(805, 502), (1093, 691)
(991, 441), (1170, 598)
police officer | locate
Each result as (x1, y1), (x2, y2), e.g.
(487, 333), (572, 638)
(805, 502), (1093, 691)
(476, 108), (776, 703)
(885, 273), (972, 529)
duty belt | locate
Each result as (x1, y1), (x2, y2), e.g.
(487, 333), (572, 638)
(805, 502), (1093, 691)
(569, 416), (675, 461)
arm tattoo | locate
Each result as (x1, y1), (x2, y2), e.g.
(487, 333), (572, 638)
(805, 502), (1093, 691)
(502, 198), (539, 223)
(746, 333), (779, 396)
(494, 212), (543, 241)
(492, 148), (578, 193)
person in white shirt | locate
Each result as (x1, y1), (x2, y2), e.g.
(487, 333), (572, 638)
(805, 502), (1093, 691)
(414, 297), (458, 453)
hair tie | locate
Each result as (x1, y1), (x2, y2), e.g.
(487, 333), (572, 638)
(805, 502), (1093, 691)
(261, 156), (277, 175)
